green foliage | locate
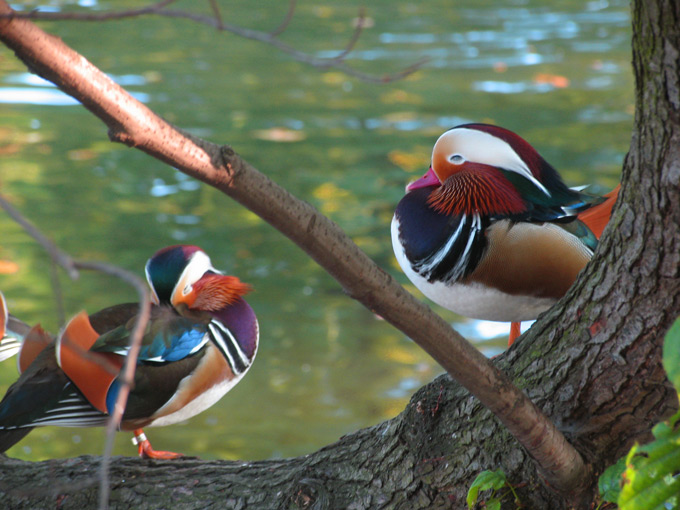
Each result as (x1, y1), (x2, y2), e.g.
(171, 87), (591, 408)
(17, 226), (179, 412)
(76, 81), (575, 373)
(467, 469), (519, 509)
(597, 318), (680, 509)
(618, 412), (680, 509)
(598, 457), (626, 503)
(663, 319), (680, 392)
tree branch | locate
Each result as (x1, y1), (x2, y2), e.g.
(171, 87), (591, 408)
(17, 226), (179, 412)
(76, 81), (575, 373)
(0, 1), (426, 84)
(0, 0), (590, 496)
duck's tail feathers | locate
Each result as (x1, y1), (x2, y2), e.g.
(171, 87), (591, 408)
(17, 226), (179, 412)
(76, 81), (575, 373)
(0, 292), (34, 364)
(578, 184), (620, 240)
(0, 427), (33, 453)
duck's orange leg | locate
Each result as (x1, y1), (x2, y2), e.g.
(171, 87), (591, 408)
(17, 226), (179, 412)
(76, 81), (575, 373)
(508, 322), (522, 347)
(132, 429), (183, 460)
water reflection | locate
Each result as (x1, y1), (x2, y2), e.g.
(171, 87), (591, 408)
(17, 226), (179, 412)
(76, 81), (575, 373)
(0, 72), (151, 105)
(149, 176), (200, 197)
(0, 87), (80, 106)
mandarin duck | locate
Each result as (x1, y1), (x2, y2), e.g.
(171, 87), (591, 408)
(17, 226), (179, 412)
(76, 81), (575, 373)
(0, 245), (258, 459)
(391, 124), (619, 346)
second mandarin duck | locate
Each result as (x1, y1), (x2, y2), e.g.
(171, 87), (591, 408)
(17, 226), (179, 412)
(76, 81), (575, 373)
(0, 245), (258, 459)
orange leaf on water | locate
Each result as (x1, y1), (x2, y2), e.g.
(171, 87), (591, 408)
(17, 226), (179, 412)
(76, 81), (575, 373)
(533, 73), (570, 88)
(0, 260), (19, 274)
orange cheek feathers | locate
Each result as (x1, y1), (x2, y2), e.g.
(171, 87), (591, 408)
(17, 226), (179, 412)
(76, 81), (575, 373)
(190, 275), (252, 311)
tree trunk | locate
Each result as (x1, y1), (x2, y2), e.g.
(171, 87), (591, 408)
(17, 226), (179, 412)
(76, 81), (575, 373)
(0, 0), (679, 508)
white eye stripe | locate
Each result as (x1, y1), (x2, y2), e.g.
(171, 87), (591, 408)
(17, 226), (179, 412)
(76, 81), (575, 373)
(435, 128), (551, 197)
(171, 251), (214, 303)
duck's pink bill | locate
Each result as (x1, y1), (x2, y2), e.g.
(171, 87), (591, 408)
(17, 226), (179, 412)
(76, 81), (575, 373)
(406, 167), (440, 191)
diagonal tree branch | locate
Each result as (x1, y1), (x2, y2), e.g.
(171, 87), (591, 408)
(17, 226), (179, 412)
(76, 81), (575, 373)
(0, 0), (590, 497)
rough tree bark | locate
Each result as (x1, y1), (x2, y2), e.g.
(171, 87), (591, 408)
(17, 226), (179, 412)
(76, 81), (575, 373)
(0, 0), (679, 509)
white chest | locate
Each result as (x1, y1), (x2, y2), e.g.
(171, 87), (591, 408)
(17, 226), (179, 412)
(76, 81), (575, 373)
(148, 376), (245, 428)
(391, 215), (555, 322)
(147, 344), (255, 428)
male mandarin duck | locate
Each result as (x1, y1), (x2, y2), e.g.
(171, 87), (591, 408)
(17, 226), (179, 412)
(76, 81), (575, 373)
(0, 245), (258, 459)
(391, 124), (619, 346)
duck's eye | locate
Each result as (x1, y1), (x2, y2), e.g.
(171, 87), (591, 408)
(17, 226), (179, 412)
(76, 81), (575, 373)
(183, 285), (192, 296)
(450, 154), (465, 164)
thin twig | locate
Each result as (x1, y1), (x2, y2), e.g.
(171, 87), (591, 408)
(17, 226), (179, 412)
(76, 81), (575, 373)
(330, 7), (365, 63)
(269, 0), (296, 36)
(48, 258), (66, 326)
(207, 0), (223, 31)
(158, 8), (427, 83)
(0, 194), (78, 279)
(0, 1), (428, 83)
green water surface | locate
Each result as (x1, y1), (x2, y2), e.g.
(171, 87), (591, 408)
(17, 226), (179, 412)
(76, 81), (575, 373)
(0, 0), (631, 460)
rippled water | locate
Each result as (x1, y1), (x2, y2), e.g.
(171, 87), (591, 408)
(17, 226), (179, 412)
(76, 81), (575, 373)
(0, 0), (631, 460)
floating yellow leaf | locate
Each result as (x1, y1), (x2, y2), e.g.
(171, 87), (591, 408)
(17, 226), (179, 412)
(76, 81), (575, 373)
(313, 6), (334, 18)
(238, 208), (262, 225)
(251, 127), (306, 142)
(388, 149), (428, 171)
(380, 89), (422, 105)
(312, 182), (350, 201)
(322, 72), (345, 85)
(312, 182), (352, 215)
(142, 70), (162, 84)
(383, 346), (418, 364)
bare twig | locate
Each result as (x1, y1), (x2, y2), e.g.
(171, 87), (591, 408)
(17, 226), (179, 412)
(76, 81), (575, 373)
(0, 0), (589, 497)
(207, 0), (224, 31)
(269, 0), (296, 37)
(330, 7), (366, 63)
(0, 194), (78, 280)
(48, 258), (66, 325)
(0, 1), (427, 83)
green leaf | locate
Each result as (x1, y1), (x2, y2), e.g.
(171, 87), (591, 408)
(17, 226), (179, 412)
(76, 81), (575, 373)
(598, 457), (626, 503)
(466, 470), (507, 508)
(486, 498), (501, 510)
(600, 321), (680, 510)
(618, 422), (680, 510)
(663, 319), (680, 392)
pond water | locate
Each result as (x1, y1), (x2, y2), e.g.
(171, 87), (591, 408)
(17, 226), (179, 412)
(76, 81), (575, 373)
(0, 0), (631, 460)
